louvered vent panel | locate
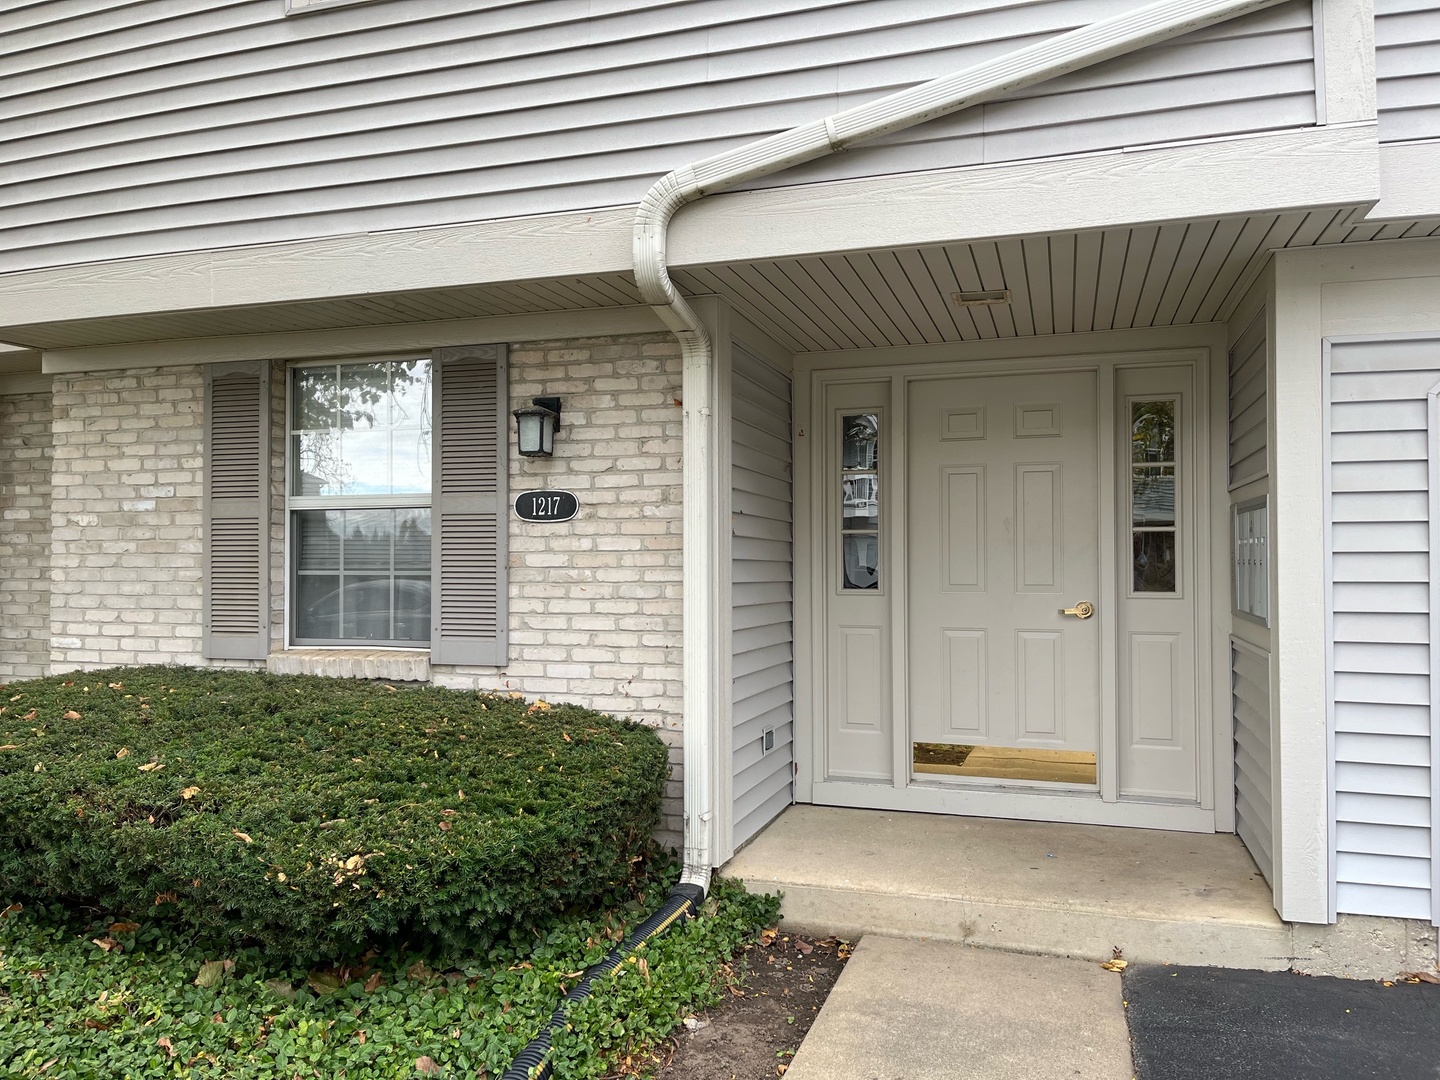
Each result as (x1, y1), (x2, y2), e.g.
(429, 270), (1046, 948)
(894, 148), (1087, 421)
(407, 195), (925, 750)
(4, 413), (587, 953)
(438, 513), (499, 636)
(209, 374), (262, 499)
(208, 518), (263, 633)
(439, 360), (498, 496)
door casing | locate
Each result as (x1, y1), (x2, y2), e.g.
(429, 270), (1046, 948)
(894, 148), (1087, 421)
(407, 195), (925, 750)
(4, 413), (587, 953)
(791, 331), (1231, 833)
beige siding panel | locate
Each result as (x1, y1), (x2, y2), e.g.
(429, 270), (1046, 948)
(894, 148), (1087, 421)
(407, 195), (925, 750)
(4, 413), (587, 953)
(0, 0), (1315, 272)
(1326, 338), (1439, 923)
(731, 343), (793, 850)
(1377, 0), (1440, 143)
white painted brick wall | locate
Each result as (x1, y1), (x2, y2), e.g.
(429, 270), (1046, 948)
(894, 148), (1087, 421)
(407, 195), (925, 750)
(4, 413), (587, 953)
(0, 390), (54, 680)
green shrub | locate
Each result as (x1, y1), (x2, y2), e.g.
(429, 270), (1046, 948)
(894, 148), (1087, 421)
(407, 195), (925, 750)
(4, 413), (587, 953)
(0, 667), (670, 961)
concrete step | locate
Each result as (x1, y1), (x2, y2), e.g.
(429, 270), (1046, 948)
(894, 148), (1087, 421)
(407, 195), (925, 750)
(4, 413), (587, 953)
(722, 805), (1292, 970)
(785, 935), (1134, 1080)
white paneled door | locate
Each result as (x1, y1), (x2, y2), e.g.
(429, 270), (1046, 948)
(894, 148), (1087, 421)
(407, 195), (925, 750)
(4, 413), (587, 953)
(907, 372), (1102, 766)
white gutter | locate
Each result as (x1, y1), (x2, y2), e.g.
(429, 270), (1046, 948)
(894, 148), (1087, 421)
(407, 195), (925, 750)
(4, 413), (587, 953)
(635, 0), (1289, 890)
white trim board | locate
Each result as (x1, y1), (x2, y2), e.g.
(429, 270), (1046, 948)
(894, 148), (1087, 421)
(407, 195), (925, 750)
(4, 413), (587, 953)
(1317, 0), (1377, 126)
(40, 306), (666, 374)
(1365, 142), (1440, 223)
(1, 127), (1379, 334)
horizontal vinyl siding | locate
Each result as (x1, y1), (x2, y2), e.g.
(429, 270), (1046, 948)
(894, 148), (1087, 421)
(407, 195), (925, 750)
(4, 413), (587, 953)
(1232, 640), (1274, 884)
(1377, 0), (1440, 143)
(0, 0), (1316, 272)
(1229, 308), (1268, 488)
(1327, 338), (1439, 923)
(731, 343), (793, 851)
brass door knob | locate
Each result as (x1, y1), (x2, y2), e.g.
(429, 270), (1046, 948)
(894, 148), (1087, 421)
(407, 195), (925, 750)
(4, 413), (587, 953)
(1060, 601), (1095, 619)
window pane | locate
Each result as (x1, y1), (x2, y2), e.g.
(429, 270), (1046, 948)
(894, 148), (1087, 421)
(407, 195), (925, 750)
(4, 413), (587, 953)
(842, 414), (879, 469)
(843, 473), (880, 530)
(293, 431), (347, 496)
(293, 367), (336, 431)
(1132, 466), (1175, 527)
(394, 576), (433, 641)
(391, 430), (431, 495)
(338, 430), (391, 495)
(338, 364), (390, 430)
(394, 509), (432, 570)
(295, 573), (341, 640)
(339, 575), (394, 639)
(1133, 531), (1177, 593)
(843, 533), (880, 590)
(295, 510), (341, 571)
(1131, 400), (1175, 463)
(390, 361), (431, 429)
(343, 510), (393, 571)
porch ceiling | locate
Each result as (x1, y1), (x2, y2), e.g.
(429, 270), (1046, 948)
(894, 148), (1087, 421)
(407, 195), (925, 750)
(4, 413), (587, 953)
(4, 205), (1434, 356)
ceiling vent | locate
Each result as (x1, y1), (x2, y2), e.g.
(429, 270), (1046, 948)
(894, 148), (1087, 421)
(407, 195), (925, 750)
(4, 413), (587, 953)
(951, 289), (1011, 307)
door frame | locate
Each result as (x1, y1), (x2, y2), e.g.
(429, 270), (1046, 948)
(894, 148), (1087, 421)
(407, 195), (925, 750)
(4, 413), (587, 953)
(792, 325), (1231, 833)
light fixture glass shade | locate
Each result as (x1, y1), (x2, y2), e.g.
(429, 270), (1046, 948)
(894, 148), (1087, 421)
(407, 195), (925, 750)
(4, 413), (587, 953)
(513, 401), (560, 457)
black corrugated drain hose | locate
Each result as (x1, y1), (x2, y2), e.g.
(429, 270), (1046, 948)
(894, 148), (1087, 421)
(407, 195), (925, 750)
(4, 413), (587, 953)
(499, 882), (707, 1080)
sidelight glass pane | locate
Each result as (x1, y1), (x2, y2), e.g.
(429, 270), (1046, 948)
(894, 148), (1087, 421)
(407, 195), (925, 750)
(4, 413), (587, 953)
(842, 414), (880, 469)
(843, 473), (880, 530)
(842, 533), (880, 590)
(1131, 400), (1176, 463)
(1131, 466), (1175, 527)
(1133, 530), (1177, 593)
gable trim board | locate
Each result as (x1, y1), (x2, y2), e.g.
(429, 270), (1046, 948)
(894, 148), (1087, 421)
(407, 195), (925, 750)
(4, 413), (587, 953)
(1323, 334), (1440, 926)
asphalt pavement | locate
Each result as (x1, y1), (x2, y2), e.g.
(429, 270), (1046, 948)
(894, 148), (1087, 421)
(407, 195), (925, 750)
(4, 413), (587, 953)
(1124, 964), (1440, 1080)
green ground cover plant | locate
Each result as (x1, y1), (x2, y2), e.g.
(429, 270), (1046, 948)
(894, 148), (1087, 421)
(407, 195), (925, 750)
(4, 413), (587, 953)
(0, 876), (780, 1079)
(0, 667), (669, 961)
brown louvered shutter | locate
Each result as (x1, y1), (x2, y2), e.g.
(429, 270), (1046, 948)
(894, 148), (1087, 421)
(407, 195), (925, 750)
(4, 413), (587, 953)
(430, 344), (508, 666)
(203, 362), (270, 660)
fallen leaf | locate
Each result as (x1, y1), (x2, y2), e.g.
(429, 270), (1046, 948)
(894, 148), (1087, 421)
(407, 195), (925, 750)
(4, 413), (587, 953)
(7, 694), (21, 702)
(356, 1030), (367, 1044)
(232, 831), (253, 844)
(62, 710), (81, 720)
(438, 820), (452, 831)
(138, 761), (163, 772)
(157, 1037), (176, 1059)
(21, 709), (36, 721)
(307, 970), (343, 995)
(363, 972), (384, 993)
(265, 978), (296, 1000)
(92, 937), (120, 952)
(1401, 970), (1440, 984)
(115, 748), (130, 759)
(109, 922), (140, 935)
(194, 960), (229, 988)
(795, 939), (814, 955)
(1100, 959), (1128, 972)
(0, 745), (17, 751)
(415, 1057), (441, 1076)
(108, 683), (123, 690)
(1, 903), (22, 919)
(181, 786), (200, 799)
(154, 892), (177, 906)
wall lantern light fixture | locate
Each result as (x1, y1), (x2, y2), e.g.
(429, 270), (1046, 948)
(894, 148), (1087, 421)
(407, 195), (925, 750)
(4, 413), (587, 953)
(513, 397), (562, 457)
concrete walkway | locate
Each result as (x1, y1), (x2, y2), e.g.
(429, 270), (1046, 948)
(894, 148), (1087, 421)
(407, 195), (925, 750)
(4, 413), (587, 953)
(784, 935), (1134, 1080)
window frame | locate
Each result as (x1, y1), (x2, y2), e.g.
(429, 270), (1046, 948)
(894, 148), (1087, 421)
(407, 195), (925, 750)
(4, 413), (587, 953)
(284, 354), (434, 650)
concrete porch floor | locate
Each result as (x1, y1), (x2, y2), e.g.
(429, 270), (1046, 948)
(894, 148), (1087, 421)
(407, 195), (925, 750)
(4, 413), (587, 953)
(721, 805), (1292, 970)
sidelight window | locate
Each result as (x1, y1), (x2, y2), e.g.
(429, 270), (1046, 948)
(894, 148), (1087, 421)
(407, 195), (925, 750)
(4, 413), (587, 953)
(1130, 399), (1178, 594)
(840, 413), (881, 590)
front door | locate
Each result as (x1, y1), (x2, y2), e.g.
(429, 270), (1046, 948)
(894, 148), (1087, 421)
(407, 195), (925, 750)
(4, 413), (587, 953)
(907, 372), (1101, 785)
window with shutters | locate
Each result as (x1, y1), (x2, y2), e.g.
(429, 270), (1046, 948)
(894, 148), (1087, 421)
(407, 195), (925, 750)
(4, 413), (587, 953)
(286, 358), (433, 646)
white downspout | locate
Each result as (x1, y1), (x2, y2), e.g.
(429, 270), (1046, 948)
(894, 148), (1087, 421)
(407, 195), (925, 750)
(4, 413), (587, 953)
(634, 0), (1288, 891)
